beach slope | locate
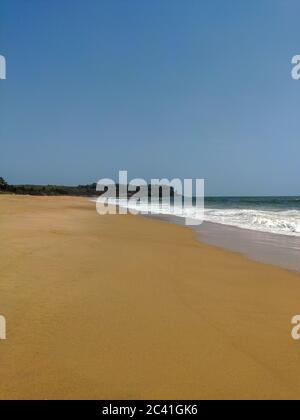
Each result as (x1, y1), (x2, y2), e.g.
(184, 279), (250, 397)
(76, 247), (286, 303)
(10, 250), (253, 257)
(0, 195), (300, 399)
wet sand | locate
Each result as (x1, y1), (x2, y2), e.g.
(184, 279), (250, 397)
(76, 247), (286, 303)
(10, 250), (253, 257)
(1, 195), (300, 399)
(151, 214), (300, 272)
(197, 221), (300, 273)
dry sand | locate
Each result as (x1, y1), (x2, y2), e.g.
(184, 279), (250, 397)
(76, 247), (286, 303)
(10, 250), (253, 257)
(0, 195), (300, 400)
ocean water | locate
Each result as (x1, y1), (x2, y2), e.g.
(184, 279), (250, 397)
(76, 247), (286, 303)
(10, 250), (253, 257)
(96, 196), (300, 237)
(204, 196), (300, 237)
(94, 195), (300, 270)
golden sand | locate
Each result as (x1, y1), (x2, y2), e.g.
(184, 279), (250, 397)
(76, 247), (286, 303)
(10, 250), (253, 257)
(0, 195), (300, 399)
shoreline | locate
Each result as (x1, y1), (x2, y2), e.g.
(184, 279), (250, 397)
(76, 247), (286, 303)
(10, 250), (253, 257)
(92, 196), (300, 272)
(147, 214), (300, 273)
(1, 195), (300, 399)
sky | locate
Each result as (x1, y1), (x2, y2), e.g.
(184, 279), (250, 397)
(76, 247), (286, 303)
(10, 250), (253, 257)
(0, 0), (299, 196)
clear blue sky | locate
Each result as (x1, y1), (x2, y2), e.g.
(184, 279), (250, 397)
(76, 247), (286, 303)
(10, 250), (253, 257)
(0, 0), (299, 195)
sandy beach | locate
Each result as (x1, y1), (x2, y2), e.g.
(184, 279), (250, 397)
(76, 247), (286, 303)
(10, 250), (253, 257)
(1, 194), (300, 400)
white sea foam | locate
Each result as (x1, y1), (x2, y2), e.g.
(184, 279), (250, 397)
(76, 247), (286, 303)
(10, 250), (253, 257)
(204, 208), (300, 237)
(93, 197), (300, 237)
(96, 197), (198, 218)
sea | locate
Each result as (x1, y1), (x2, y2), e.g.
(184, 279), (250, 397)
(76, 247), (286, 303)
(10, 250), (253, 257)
(100, 196), (300, 236)
(94, 196), (300, 271)
(204, 196), (300, 237)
